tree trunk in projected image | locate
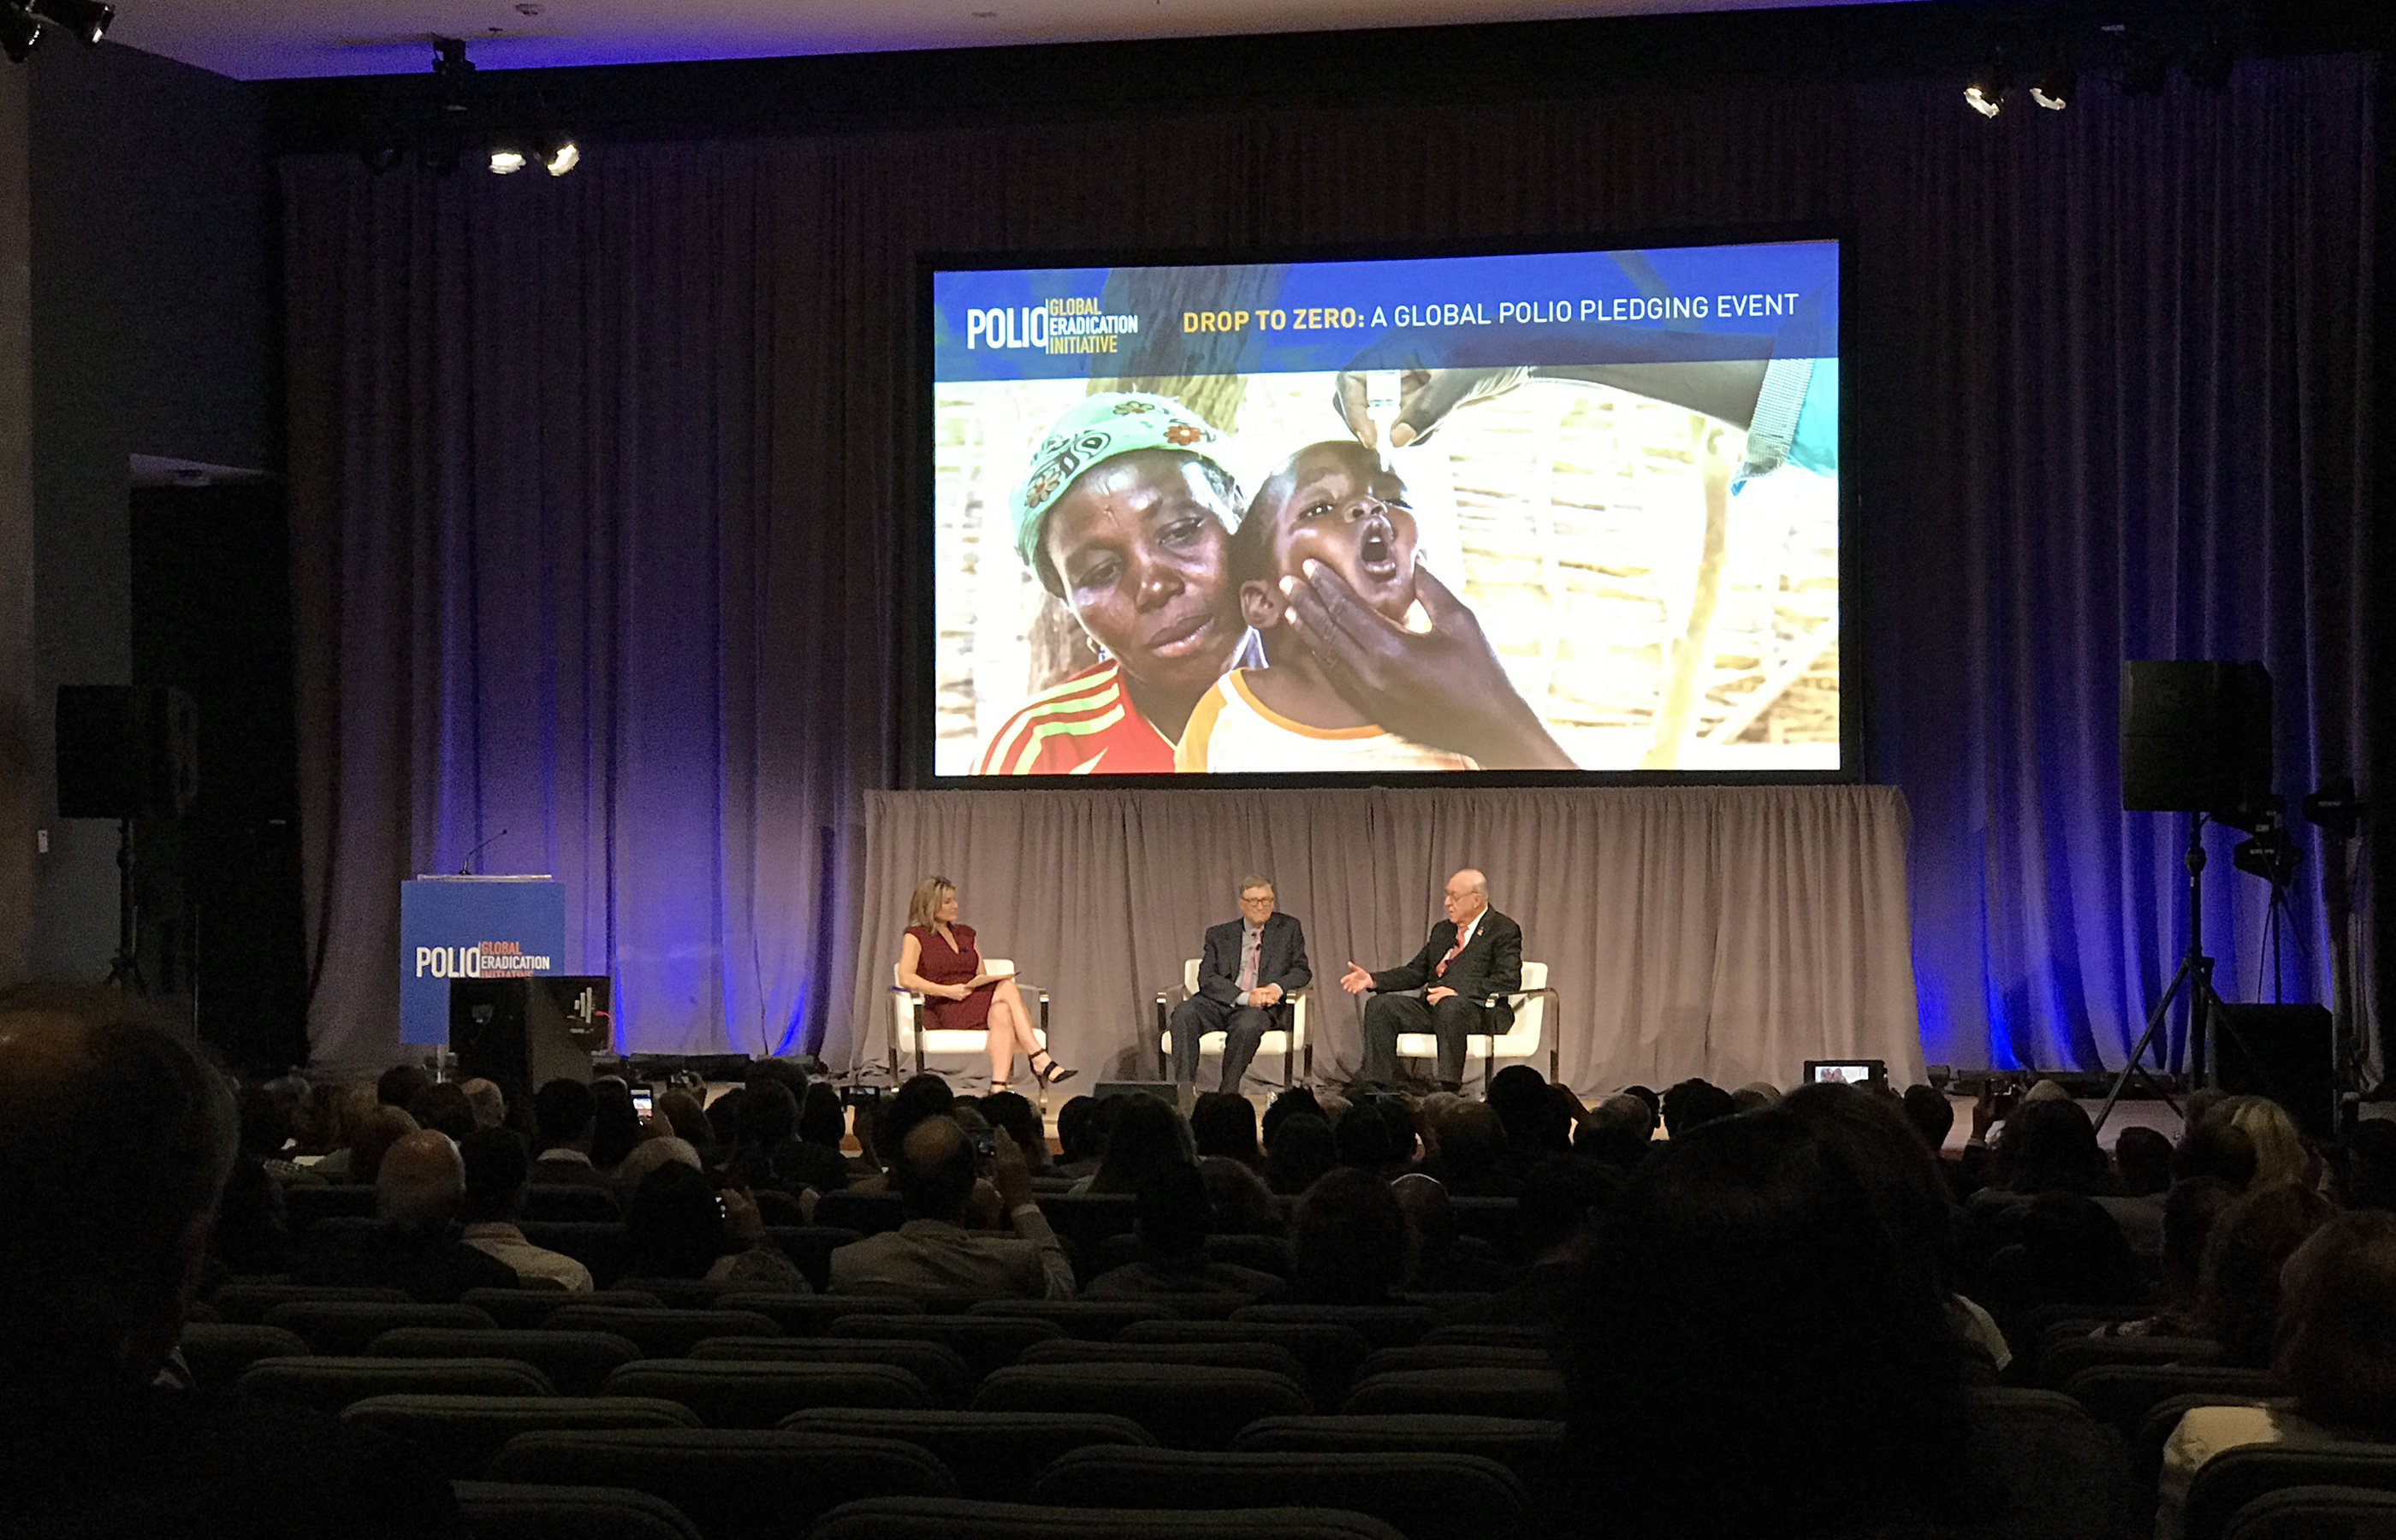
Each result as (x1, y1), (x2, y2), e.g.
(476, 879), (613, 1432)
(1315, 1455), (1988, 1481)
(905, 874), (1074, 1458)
(1643, 416), (1734, 769)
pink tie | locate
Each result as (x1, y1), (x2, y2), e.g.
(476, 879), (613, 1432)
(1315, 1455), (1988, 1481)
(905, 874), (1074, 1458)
(1238, 928), (1260, 992)
(1437, 927), (1465, 977)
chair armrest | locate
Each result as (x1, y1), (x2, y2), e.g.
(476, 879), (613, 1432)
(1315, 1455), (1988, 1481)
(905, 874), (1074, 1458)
(1492, 985), (1561, 1011)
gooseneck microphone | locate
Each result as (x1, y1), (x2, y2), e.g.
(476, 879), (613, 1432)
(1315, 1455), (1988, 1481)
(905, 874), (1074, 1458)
(456, 828), (511, 876)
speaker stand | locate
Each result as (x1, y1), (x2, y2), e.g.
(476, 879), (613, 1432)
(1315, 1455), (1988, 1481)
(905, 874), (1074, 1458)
(104, 817), (146, 993)
(2096, 813), (2223, 1135)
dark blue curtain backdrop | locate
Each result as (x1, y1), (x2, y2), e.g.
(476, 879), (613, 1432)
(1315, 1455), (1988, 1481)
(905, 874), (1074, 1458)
(284, 56), (2375, 1078)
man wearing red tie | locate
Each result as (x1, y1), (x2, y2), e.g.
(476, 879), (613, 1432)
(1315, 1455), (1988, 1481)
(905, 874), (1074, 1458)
(1342, 868), (1522, 1093)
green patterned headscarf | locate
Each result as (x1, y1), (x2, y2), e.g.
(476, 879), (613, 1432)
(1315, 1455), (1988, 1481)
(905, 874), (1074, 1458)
(1011, 393), (1234, 582)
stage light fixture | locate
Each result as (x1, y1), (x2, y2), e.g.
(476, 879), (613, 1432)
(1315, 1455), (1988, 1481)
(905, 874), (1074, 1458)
(0, 8), (39, 61)
(2031, 62), (2076, 110)
(1964, 65), (2007, 118)
(26, 0), (110, 44)
(488, 145), (527, 175)
(541, 136), (579, 176)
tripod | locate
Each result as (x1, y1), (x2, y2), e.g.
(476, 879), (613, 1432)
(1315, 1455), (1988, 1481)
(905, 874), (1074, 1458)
(2096, 812), (2221, 1134)
(103, 817), (146, 992)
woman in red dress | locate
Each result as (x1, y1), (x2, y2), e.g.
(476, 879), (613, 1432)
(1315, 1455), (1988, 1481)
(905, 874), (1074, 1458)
(897, 875), (1076, 1088)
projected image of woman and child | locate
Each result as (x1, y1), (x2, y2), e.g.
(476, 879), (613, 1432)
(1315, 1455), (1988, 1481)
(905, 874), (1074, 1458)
(935, 247), (1842, 777)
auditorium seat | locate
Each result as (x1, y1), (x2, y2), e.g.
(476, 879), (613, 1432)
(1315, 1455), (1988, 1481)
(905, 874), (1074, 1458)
(1118, 1318), (1372, 1409)
(1392, 960), (1557, 1094)
(1444, 1199), (1525, 1264)
(460, 1287), (665, 1328)
(970, 1362), (1311, 1449)
(176, 1320), (311, 1390)
(717, 1291), (922, 1336)
(453, 1480), (704, 1540)
(690, 1336), (973, 1408)
(814, 1190), (907, 1235)
(2037, 1332), (2221, 1389)
(2219, 1485), (2396, 1540)
(1339, 1366), (1568, 1420)
(777, 1407), (1156, 1502)
(2019, 1301), (2151, 1341)
(1231, 1304), (1439, 1349)
(2185, 1445), (2396, 1540)
(616, 1276), (751, 1310)
(754, 1188), (811, 1226)
(374, 1326), (643, 1397)
(1030, 1445), (1526, 1540)
(1016, 1338), (1312, 1389)
(1079, 1233), (1295, 1288)
(235, 1354), (555, 1413)
(1418, 1324), (1549, 1350)
(1231, 1414), (1569, 1499)
(1353, 1345), (1555, 1382)
(808, 1496), (1408, 1540)
(602, 1358), (933, 1427)
(2063, 1362), (2280, 1453)
(281, 1183), (381, 1231)
(208, 1281), (409, 1324)
(521, 1186), (621, 1223)
(263, 1299), (499, 1355)
(341, 1393), (703, 1479)
(519, 1221), (637, 1285)
(827, 1311), (1065, 1383)
(489, 1428), (958, 1540)
(1958, 1387), (2135, 1540)
(762, 1226), (864, 1292)
(1035, 1194), (1140, 1255)
(544, 1305), (782, 1357)
(967, 1298), (1177, 1340)
(1132, 1292), (1257, 1322)
(1157, 957), (1311, 1089)
(2136, 1394), (2304, 1496)
(1397, 1293), (1504, 1319)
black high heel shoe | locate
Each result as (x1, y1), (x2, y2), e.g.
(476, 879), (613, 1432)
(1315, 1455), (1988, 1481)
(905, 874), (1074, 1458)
(1030, 1051), (1078, 1086)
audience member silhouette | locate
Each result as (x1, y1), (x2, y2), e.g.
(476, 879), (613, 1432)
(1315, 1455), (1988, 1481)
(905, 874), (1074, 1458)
(295, 1129), (520, 1300)
(1189, 1091), (1262, 1168)
(1, 983), (468, 1538)
(1077, 1092), (1197, 1194)
(829, 1116), (1072, 1299)
(459, 1128), (594, 1291)
(1085, 1161), (1285, 1299)
(1290, 1165), (1412, 1305)
(1569, 1109), (1969, 1538)
(1660, 1077), (1738, 1140)
(2193, 1181), (2334, 1367)
(623, 1158), (809, 1290)
(2157, 1211), (2396, 1540)
(1201, 1154), (1283, 1235)
(1051, 1094), (1102, 1179)
(1391, 1171), (1515, 1293)
(530, 1078), (610, 1187)
(1263, 1112), (1337, 1196)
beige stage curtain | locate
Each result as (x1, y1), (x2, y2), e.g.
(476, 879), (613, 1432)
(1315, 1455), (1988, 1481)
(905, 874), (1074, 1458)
(843, 785), (1921, 1095)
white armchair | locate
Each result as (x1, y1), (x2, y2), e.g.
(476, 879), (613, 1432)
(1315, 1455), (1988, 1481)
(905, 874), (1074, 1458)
(887, 960), (1050, 1091)
(1154, 957), (1311, 1088)
(1393, 959), (1559, 1093)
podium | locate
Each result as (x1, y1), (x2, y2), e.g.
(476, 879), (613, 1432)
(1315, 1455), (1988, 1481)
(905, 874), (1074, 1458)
(399, 875), (568, 1045)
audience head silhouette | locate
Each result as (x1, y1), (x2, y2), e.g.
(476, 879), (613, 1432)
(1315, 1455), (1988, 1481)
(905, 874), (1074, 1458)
(897, 1114), (981, 1223)
(1291, 1165), (1412, 1304)
(1572, 1108), (1968, 1537)
(0, 983), (238, 1388)
(377, 1129), (467, 1231)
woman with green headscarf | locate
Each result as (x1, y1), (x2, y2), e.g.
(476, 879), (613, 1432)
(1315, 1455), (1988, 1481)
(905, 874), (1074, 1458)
(971, 393), (1256, 775)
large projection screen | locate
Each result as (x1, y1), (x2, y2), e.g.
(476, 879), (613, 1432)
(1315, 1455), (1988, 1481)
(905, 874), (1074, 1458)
(928, 237), (1841, 780)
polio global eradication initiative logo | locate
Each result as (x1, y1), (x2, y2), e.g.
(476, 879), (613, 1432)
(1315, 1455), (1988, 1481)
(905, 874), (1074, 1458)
(414, 939), (555, 980)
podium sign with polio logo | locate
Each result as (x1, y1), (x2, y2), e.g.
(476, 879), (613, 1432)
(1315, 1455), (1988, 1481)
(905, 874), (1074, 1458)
(400, 875), (568, 1045)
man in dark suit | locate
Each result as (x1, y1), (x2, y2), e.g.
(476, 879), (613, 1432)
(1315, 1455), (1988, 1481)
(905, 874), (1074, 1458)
(1342, 868), (1521, 1092)
(1170, 875), (1312, 1092)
